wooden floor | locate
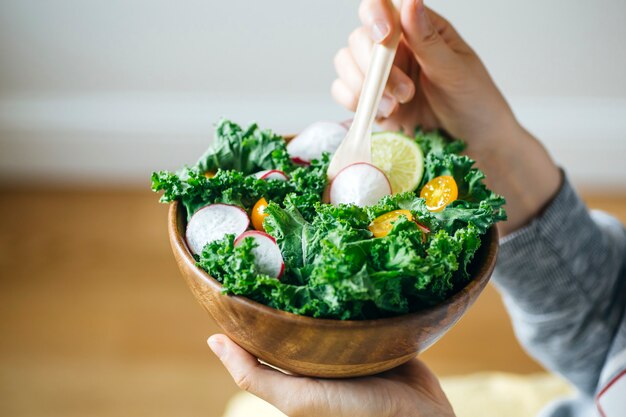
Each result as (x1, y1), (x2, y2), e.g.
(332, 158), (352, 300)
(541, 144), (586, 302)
(0, 188), (624, 417)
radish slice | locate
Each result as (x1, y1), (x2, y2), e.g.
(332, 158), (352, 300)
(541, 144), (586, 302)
(235, 231), (285, 278)
(186, 204), (250, 255)
(290, 157), (311, 166)
(339, 119), (353, 130)
(254, 169), (289, 181)
(330, 163), (392, 207)
(287, 121), (348, 163)
(416, 222), (430, 234)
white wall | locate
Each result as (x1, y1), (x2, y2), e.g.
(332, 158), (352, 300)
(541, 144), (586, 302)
(1, 0), (625, 187)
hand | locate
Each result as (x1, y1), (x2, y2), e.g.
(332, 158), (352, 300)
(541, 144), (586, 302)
(333, 0), (562, 235)
(208, 334), (456, 417)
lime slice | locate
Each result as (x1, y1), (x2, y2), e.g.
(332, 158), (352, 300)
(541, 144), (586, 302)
(371, 132), (424, 194)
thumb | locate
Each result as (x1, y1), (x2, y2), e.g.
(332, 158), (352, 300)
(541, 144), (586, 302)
(358, 0), (401, 44)
(208, 334), (307, 411)
(400, 0), (457, 78)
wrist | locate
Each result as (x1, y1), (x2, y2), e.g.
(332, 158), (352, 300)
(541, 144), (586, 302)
(471, 121), (562, 236)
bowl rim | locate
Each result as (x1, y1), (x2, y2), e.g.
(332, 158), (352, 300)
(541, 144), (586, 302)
(169, 200), (499, 328)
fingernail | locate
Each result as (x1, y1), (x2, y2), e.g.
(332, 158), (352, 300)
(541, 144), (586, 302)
(393, 83), (413, 103)
(378, 95), (397, 118)
(208, 335), (225, 359)
(415, 0), (432, 33)
(371, 21), (390, 43)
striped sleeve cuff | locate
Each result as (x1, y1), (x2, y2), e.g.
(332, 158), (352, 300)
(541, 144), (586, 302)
(492, 174), (600, 314)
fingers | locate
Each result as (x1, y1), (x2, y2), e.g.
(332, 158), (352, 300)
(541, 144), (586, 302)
(208, 334), (307, 410)
(334, 47), (364, 99)
(389, 66), (415, 104)
(332, 26), (413, 115)
(421, 7), (467, 49)
(358, 0), (399, 44)
(383, 358), (453, 410)
(331, 79), (358, 112)
(332, 79), (398, 118)
(334, 40), (406, 114)
(348, 28), (415, 104)
(400, 0), (456, 78)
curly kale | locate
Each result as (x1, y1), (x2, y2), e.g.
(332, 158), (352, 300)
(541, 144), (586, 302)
(152, 120), (505, 319)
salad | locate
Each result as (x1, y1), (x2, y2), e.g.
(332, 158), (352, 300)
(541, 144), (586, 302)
(152, 119), (506, 320)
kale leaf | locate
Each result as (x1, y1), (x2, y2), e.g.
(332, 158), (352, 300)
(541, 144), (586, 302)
(195, 118), (294, 175)
(152, 119), (506, 320)
(151, 122), (329, 221)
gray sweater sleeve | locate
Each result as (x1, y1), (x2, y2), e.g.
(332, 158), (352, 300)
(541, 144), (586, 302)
(492, 175), (626, 397)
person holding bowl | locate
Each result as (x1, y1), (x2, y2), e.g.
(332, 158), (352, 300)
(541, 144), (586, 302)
(207, 0), (626, 416)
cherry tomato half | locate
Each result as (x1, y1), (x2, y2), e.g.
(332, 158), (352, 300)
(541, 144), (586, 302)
(251, 197), (269, 231)
(368, 209), (413, 238)
(420, 175), (458, 212)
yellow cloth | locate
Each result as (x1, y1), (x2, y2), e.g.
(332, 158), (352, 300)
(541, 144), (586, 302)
(222, 372), (573, 417)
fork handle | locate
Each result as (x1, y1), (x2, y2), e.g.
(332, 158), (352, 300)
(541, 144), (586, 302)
(327, 0), (402, 177)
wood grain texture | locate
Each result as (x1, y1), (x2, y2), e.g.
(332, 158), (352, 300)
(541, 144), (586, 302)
(169, 201), (499, 378)
(0, 187), (622, 417)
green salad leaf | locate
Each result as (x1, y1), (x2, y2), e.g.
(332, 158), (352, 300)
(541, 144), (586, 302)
(151, 128), (329, 221)
(152, 120), (506, 320)
(195, 118), (293, 175)
(152, 168), (293, 221)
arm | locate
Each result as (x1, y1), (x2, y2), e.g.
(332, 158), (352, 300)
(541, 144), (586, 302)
(337, 4), (626, 392)
(210, 0), (623, 413)
(493, 176), (626, 396)
(332, 0), (562, 236)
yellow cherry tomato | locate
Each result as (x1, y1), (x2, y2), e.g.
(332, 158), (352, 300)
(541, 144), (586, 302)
(420, 175), (458, 212)
(368, 210), (413, 238)
(251, 197), (269, 231)
(204, 171), (216, 179)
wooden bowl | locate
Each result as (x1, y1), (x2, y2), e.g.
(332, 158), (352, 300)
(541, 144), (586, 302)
(168, 202), (498, 378)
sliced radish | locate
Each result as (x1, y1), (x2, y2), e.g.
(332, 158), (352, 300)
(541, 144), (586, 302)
(330, 163), (392, 207)
(416, 221), (430, 243)
(235, 231), (285, 279)
(415, 221), (430, 234)
(290, 156), (311, 166)
(186, 204), (250, 255)
(287, 121), (348, 163)
(254, 169), (289, 181)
